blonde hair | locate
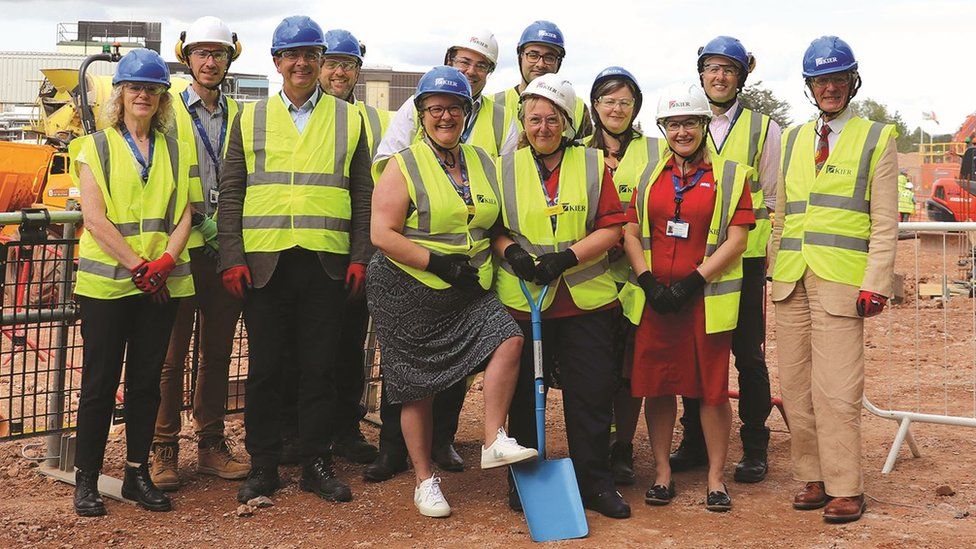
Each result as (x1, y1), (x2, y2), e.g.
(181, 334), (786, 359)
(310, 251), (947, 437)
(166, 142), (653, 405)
(99, 85), (174, 134)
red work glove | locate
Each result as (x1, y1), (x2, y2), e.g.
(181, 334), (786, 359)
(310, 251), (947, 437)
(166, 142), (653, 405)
(856, 290), (887, 318)
(345, 262), (367, 300)
(132, 252), (175, 293)
(222, 265), (252, 299)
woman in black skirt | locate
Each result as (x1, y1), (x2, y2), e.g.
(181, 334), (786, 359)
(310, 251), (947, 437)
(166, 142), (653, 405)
(368, 66), (536, 518)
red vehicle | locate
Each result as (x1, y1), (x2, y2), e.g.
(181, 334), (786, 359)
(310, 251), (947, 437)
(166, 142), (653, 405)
(927, 147), (976, 221)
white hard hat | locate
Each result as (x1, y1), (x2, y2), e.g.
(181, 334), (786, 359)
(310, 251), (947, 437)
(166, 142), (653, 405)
(906, 182), (914, 190)
(446, 30), (499, 66)
(520, 73), (578, 138)
(176, 16), (240, 63)
(656, 82), (712, 121)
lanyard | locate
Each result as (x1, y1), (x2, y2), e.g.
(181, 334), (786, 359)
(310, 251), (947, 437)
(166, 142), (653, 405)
(710, 106), (744, 154)
(434, 147), (471, 206)
(460, 98), (482, 144)
(671, 168), (706, 220)
(120, 126), (154, 182)
(182, 89), (228, 177)
(534, 156), (564, 231)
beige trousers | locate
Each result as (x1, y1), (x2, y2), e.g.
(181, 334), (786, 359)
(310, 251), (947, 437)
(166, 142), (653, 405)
(775, 269), (864, 497)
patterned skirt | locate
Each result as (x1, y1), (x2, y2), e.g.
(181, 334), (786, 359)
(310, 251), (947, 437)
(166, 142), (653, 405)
(366, 253), (522, 404)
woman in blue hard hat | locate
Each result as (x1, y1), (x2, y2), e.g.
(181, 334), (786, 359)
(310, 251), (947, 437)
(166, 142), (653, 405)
(369, 65), (537, 518)
(71, 48), (194, 516)
(585, 66), (665, 487)
(495, 73), (631, 519)
(620, 83), (754, 512)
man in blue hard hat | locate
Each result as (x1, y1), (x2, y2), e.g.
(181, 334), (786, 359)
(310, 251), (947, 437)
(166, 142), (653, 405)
(769, 35), (898, 524)
(667, 36), (780, 485)
(217, 15), (374, 506)
(492, 20), (592, 140)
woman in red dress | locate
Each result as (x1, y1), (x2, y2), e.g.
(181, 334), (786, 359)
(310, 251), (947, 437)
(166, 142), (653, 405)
(622, 84), (754, 512)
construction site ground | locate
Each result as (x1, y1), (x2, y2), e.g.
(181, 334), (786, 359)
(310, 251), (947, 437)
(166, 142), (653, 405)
(1, 236), (976, 548)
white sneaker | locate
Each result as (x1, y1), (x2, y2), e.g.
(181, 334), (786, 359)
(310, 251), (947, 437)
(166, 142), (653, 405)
(414, 475), (451, 518)
(481, 428), (539, 469)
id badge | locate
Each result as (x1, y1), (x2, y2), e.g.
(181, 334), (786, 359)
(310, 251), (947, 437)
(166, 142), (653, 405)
(466, 205), (477, 215)
(544, 204), (564, 217)
(209, 188), (220, 205)
(666, 219), (690, 239)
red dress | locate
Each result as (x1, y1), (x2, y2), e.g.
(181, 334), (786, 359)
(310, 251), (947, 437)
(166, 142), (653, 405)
(629, 158), (754, 405)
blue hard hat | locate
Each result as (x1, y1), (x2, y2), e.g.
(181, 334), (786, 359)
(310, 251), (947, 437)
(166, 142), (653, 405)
(697, 36), (751, 72)
(323, 29), (364, 61)
(413, 66), (473, 110)
(591, 66), (642, 118)
(271, 16), (326, 55)
(112, 48), (171, 88)
(802, 36), (857, 78)
(518, 20), (565, 55)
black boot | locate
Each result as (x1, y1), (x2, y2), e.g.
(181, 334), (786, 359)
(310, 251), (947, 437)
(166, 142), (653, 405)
(300, 456), (352, 502)
(236, 465), (280, 504)
(74, 469), (106, 517)
(582, 490), (631, 519)
(121, 464), (172, 512)
(432, 443), (464, 472)
(735, 425), (770, 483)
(332, 427), (379, 464)
(668, 437), (707, 472)
(609, 440), (636, 486)
(363, 450), (409, 482)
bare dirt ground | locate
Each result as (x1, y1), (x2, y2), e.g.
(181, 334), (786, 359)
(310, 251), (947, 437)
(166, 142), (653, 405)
(2, 236), (976, 548)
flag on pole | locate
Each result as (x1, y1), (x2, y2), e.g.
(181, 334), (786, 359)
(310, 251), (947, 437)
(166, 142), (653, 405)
(922, 111), (940, 124)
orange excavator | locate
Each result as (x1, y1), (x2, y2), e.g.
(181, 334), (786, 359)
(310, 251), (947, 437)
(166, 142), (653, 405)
(924, 112), (976, 222)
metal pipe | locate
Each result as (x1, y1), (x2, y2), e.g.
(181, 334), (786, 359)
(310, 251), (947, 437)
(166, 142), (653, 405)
(77, 53), (113, 135)
(898, 221), (976, 231)
(1, 306), (79, 327)
(45, 216), (78, 467)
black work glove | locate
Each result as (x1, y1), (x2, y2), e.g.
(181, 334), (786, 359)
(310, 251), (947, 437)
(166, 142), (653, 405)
(504, 243), (537, 281)
(638, 271), (678, 314)
(426, 252), (479, 288)
(533, 249), (579, 285)
(668, 270), (706, 310)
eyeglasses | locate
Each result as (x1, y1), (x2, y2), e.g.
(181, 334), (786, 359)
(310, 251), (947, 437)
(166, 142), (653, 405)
(124, 82), (167, 96)
(422, 104), (466, 118)
(452, 56), (492, 74)
(189, 49), (229, 62)
(809, 73), (852, 88)
(323, 59), (359, 71)
(277, 49), (323, 62)
(663, 119), (704, 132)
(702, 63), (739, 77)
(521, 50), (561, 66)
(597, 97), (635, 110)
(525, 115), (563, 129)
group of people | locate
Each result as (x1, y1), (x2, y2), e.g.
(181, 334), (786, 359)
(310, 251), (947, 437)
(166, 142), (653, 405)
(68, 13), (897, 529)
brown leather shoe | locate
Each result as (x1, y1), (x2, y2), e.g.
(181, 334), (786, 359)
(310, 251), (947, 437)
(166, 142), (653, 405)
(823, 494), (866, 523)
(149, 442), (180, 492)
(198, 438), (250, 480)
(793, 481), (828, 510)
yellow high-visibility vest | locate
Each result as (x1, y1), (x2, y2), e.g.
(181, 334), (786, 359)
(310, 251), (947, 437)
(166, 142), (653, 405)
(495, 145), (617, 312)
(238, 93), (361, 254)
(708, 107), (771, 259)
(618, 151), (753, 334)
(74, 128), (194, 299)
(897, 174), (914, 214)
(357, 100), (391, 164)
(390, 142), (500, 290)
(772, 116), (897, 287)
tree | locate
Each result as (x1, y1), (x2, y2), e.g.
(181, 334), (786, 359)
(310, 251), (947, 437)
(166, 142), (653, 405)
(737, 81), (793, 128)
(849, 98), (913, 152)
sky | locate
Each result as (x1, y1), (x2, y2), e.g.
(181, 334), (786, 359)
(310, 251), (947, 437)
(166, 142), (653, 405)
(0, 0), (970, 139)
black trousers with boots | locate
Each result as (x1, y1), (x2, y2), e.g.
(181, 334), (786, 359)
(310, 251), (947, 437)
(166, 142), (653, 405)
(75, 294), (180, 472)
(679, 257), (772, 455)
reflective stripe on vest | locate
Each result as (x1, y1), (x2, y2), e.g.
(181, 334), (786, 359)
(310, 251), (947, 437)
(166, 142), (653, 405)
(240, 94), (358, 254)
(76, 128), (194, 299)
(411, 95), (506, 157)
(495, 145), (616, 312)
(772, 116), (894, 287)
(358, 101), (390, 162)
(708, 107), (771, 258)
(618, 152), (748, 334)
(391, 142), (501, 290)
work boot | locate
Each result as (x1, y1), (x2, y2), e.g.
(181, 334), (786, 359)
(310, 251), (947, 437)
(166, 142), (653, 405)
(197, 437), (250, 480)
(610, 440), (636, 486)
(582, 490), (631, 519)
(332, 427), (379, 464)
(74, 469), (106, 517)
(734, 453), (768, 483)
(432, 443), (464, 472)
(236, 465), (280, 504)
(121, 464), (172, 512)
(280, 434), (301, 466)
(363, 450), (409, 482)
(668, 437), (707, 472)
(300, 456), (352, 502)
(149, 442), (180, 492)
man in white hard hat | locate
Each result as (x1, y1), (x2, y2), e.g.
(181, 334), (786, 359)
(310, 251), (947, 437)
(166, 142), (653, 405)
(150, 15), (250, 491)
(367, 30), (518, 483)
(374, 30), (519, 162)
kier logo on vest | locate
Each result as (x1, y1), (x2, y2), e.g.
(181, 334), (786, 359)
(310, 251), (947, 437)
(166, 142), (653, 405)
(824, 164), (853, 176)
(560, 203), (586, 213)
(476, 194), (497, 205)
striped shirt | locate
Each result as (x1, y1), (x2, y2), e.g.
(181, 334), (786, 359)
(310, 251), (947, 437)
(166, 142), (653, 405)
(183, 86), (227, 216)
